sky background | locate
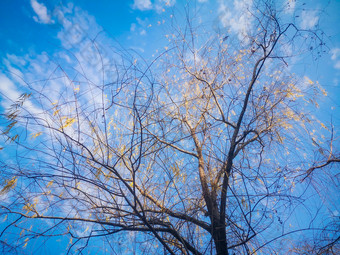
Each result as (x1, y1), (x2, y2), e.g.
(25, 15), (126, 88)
(0, 0), (339, 120)
(0, 0), (339, 254)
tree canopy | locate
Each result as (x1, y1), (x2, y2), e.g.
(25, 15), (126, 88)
(0, 0), (339, 254)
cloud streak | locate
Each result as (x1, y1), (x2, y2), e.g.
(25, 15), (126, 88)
(330, 48), (340, 70)
(30, 0), (54, 24)
(284, 0), (296, 14)
(132, 0), (176, 13)
(133, 0), (153, 10)
(0, 75), (21, 105)
(218, 0), (253, 42)
(300, 10), (319, 29)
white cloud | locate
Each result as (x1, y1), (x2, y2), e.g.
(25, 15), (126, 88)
(219, 0), (253, 42)
(132, 0), (175, 13)
(132, 17), (150, 36)
(1, 5), (116, 119)
(284, 0), (296, 14)
(133, 0), (152, 11)
(6, 66), (25, 86)
(30, 0), (54, 24)
(300, 10), (319, 29)
(130, 23), (136, 32)
(56, 6), (105, 52)
(0, 75), (21, 104)
(0, 5), (139, 236)
(6, 54), (27, 66)
(330, 48), (340, 70)
(330, 48), (340, 61)
(154, 0), (176, 13)
(0, 74), (43, 117)
(136, 17), (148, 27)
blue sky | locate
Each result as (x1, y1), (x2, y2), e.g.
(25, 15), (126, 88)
(0, 0), (340, 254)
(0, 0), (339, 109)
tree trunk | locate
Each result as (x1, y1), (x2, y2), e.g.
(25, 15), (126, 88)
(213, 222), (228, 255)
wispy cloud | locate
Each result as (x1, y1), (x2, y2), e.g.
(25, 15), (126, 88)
(30, 0), (54, 24)
(1, 3), (134, 140)
(132, 0), (176, 13)
(284, 0), (296, 14)
(0, 75), (21, 104)
(0, 72), (45, 120)
(130, 23), (136, 32)
(133, 0), (153, 11)
(218, 0), (253, 42)
(330, 48), (340, 70)
(154, 0), (176, 13)
(300, 10), (319, 29)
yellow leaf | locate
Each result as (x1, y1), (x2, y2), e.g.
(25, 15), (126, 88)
(53, 109), (60, 116)
(257, 177), (264, 186)
(1, 177), (17, 194)
(23, 203), (34, 214)
(46, 180), (53, 188)
(305, 77), (314, 85)
(60, 117), (76, 129)
(120, 145), (126, 154)
(31, 132), (42, 139)
(95, 168), (102, 179)
(75, 182), (80, 189)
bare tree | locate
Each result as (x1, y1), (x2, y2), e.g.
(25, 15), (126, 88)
(0, 1), (339, 254)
